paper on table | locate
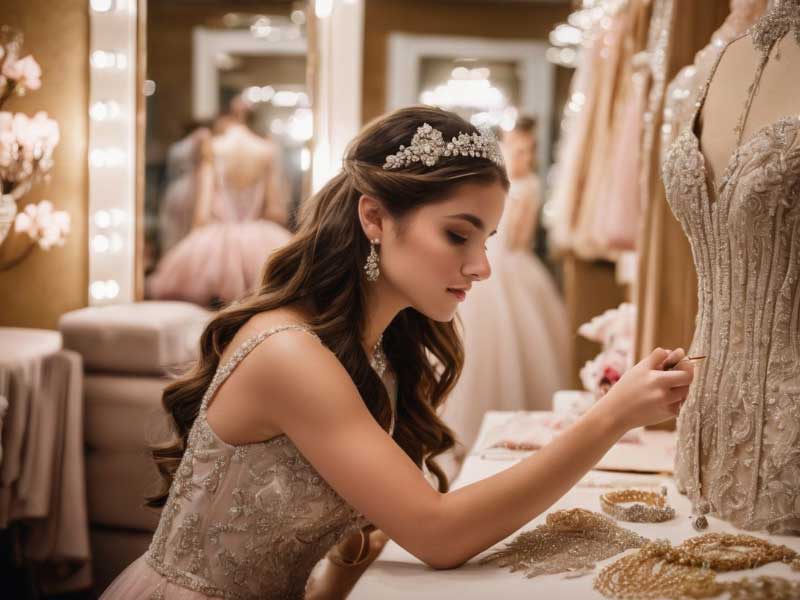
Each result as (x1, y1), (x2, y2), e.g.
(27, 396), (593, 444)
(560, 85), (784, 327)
(473, 412), (676, 474)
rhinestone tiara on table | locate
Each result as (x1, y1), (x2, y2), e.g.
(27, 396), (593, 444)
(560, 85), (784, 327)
(382, 122), (504, 170)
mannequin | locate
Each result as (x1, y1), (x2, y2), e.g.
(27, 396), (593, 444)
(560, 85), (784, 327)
(699, 20), (800, 186)
(662, 0), (800, 533)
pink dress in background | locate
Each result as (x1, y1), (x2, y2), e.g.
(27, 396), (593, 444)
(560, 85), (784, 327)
(595, 66), (649, 251)
(148, 156), (291, 306)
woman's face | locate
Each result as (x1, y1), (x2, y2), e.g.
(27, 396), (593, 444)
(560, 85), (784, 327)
(380, 181), (506, 322)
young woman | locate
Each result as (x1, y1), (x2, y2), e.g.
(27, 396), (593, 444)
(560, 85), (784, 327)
(101, 106), (693, 600)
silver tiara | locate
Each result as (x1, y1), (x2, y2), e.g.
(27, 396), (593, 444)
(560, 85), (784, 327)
(382, 122), (504, 170)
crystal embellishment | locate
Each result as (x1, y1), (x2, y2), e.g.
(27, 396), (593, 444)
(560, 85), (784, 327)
(382, 122), (504, 170)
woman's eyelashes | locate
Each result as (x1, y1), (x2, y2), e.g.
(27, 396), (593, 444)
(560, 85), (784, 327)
(446, 231), (468, 245)
(446, 230), (489, 251)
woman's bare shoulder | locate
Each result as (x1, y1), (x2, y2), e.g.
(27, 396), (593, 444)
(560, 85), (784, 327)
(220, 306), (313, 361)
(208, 306), (348, 442)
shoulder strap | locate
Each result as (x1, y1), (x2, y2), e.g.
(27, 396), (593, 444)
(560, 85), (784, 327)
(686, 34), (747, 139)
(199, 324), (321, 414)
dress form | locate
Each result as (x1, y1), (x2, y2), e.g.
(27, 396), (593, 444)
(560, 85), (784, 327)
(194, 123), (288, 228)
(662, 0), (800, 533)
(699, 30), (800, 189)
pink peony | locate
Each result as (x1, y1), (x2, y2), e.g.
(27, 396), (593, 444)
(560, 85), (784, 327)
(14, 199), (69, 249)
(2, 55), (41, 91)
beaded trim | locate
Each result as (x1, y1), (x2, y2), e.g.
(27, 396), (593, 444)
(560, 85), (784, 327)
(600, 488), (676, 523)
(751, 0), (800, 56)
(382, 122), (504, 170)
(200, 324), (322, 415)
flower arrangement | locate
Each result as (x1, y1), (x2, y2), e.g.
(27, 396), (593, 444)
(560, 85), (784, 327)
(578, 302), (636, 397)
(0, 25), (67, 270)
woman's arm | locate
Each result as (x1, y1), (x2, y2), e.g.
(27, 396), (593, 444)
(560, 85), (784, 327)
(262, 142), (289, 226)
(506, 178), (540, 251)
(235, 333), (691, 570)
(192, 135), (214, 228)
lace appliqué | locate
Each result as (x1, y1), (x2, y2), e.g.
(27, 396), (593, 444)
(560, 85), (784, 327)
(480, 508), (647, 579)
(662, 5), (800, 534)
(143, 324), (368, 600)
(751, 0), (800, 55)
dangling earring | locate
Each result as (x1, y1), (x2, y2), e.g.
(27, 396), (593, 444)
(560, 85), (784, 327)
(364, 239), (380, 282)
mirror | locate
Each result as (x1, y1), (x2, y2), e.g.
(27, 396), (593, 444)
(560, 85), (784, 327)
(142, 0), (310, 306)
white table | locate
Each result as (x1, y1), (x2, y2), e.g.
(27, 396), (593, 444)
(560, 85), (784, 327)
(351, 412), (800, 599)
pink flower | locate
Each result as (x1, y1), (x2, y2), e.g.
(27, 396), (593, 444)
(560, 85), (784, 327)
(0, 111), (59, 182)
(14, 199), (69, 249)
(602, 366), (622, 385)
(27, 111), (60, 153)
(578, 302), (636, 346)
(2, 55), (41, 91)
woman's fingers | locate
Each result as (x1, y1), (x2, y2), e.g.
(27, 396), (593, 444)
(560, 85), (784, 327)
(647, 347), (671, 368)
(660, 347), (686, 370)
(659, 368), (693, 387)
(668, 399), (684, 416)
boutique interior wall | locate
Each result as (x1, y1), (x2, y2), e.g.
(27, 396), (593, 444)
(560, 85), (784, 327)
(361, 0), (572, 126)
(146, 1), (295, 159)
(0, 0), (89, 329)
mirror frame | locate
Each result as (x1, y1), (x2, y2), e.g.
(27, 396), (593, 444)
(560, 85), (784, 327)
(387, 33), (554, 176)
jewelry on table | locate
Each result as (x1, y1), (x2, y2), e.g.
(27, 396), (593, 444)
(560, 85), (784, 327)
(594, 534), (800, 600)
(677, 533), (796, 571)
(690, 497), (711, 531)
(480, 508), (647, 579)
(600, 488), (676, 523)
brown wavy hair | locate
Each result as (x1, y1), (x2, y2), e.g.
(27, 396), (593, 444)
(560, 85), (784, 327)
(147, 105), (509, 508)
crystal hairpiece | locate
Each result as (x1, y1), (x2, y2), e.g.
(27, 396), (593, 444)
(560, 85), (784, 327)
(382, 122), (504, 170)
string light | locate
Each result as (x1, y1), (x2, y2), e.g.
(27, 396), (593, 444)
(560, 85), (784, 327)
(90, 0), (114, 12)
(315, 0), (334, 19)
(88, 1), (136, 304)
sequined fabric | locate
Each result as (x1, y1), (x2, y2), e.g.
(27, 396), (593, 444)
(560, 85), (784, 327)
(662, 4), (800, 534)
(480, 508), (647, 578)
(141, 325), (370, 600)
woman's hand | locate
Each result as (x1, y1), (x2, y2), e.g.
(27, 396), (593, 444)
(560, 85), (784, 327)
(593, 347), (694, 432)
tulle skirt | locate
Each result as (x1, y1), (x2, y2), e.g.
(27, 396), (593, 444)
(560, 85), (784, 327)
(442, 249), (572, 453)
(100, 554), (223, 599)
(148, 220), (292, 306)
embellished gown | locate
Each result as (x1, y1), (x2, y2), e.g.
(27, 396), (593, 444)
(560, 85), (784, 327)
(662, 4), (800, 533)
(147, 134), (291, 307)
(100, 325), (375, 599)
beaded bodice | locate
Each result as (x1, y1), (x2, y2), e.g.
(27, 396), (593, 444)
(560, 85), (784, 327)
(144, 325), (370, 600)
(662, 2), (800, 534)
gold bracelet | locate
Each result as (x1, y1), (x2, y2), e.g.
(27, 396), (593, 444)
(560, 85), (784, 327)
(600, 488), (676, 523)
(327, 528), (371, 567)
